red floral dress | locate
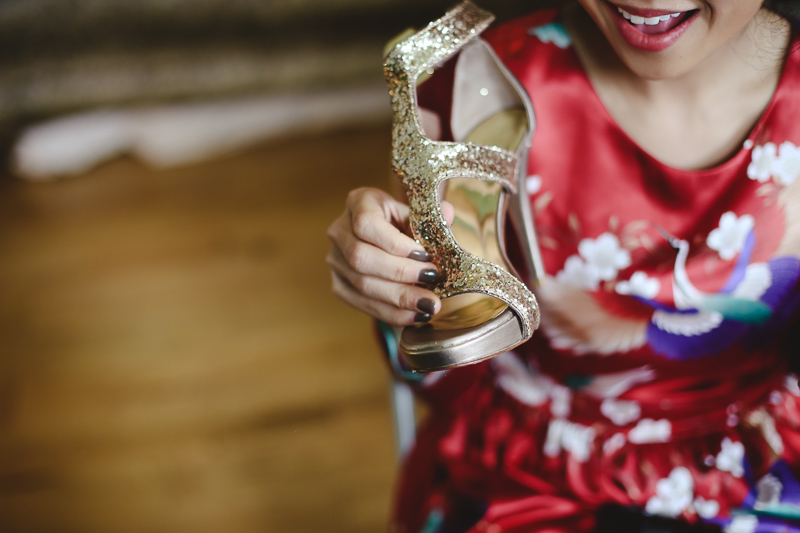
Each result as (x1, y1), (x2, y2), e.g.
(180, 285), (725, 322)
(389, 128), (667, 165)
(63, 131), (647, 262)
(386, 9), (800, 533)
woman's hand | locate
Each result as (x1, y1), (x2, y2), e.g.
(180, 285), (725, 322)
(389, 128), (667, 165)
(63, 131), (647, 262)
(327, 187), (451, 326)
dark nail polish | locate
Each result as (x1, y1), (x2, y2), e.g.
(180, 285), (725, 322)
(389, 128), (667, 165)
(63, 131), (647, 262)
(418, 269), (439, 284)
(414, 313), (432, 323)
(417, 298), (435, 315)
(408, 250), (431, 262)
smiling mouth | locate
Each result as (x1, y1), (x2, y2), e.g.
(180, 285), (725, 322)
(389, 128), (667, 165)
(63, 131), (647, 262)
(616, 6), (697, 35)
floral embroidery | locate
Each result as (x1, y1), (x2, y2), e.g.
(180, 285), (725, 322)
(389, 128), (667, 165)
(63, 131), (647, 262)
(603, 433), (627, 455)
(707, 212), (755, 261)
(581, 366), (656, 398)
(628, 418), (672, 443)
(578, 232), (631, 281)
(747, 142), (777, 182)
(785, 375), (800, 397)
(493, 352), (552, 406)
(645, 467), (694, 518)
(555, 255), (601, 290)
(550, 384), (572, 418)
(556, 233), (632, 289)
(651, 310), (724, 337)
(716, 437), (745, 478)
(773, 141), (800, 186)
(770, 390), (783, 405)
(693, 497), (720, 519)
(725, 515), (758, 533)
(600, 398), (641, 426)
(544, 418), (595, 462)
(493, 354), (575, 418)
(528, 22), (571, 48)
(526, 174), (542, 195)
(754, 474), (782, 510)
(746, 141), (800, 186)
(615, 271), (661, 299)
(747, 410), (784, 455)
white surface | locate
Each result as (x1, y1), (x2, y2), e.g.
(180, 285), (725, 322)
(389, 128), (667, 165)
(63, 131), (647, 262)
(13, 84), (390, 180)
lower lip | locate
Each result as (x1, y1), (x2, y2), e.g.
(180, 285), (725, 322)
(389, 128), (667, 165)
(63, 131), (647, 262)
(608, 3), (698, 52)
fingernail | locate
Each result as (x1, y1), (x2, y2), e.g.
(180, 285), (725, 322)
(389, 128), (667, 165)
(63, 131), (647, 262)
(414, 313), (432, 323)
(418, 269), (439, 284)
(408, 250), (431, 262)
(417, 298), (435, 315)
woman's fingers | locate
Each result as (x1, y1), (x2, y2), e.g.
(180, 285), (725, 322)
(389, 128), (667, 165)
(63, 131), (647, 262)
(345, 188), (423, 258)
(331, 227), (440, 285)
(327, 246), (441, 314)
(328, 188), (439, 285)
(326, 187), (445, 326)
(330, 271), (438, 326)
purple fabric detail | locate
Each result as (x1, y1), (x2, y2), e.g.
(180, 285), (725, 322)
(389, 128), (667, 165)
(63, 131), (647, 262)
(646, 257), (800, 360)
(646, 312), (744, 360)
(773, 460), (800, 505)
(721, 230), (757, 294)
(760, 257), (800, 310)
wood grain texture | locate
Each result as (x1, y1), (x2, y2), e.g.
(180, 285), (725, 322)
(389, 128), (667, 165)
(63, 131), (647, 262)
(0, 125), (397, 532)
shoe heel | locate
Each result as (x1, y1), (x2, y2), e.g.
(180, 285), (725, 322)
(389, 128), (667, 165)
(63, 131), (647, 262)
(385, 1), (540, 372)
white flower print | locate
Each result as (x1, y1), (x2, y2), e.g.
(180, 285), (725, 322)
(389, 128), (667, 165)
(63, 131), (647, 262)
(725, 515), (758, 533)
(603, 433), (627, 455)
(773, 141), (800, 186)
(549, 384), (573, 418)
(556, 255), (601, 290)
(616, 271), (661, 299)
(731, 263), (772, 301)
(493, 354), (581, 422)
(693, 497), (720, 519)
(716, 437), (745, 478)
(747, 142), (777, 182)
(748, 410), (784, 456)
(645, 467), (694, 518)
(755, 474), (782, 510)
(628, 418), (672, 444)
(785, 374), (800, 397)
(770, 390), (783, 405)
(706, 212), (755, 261)
(582, 366), (657, 399)
(578, 232), (632, 282)
(526, 174), (542, 195)
(544, 419), (596, 462)
(600, 399), (642, 426)
(493, 352), (552, 407)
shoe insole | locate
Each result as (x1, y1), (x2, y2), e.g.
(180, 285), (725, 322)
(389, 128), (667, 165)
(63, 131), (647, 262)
(430, 108), (528, 330)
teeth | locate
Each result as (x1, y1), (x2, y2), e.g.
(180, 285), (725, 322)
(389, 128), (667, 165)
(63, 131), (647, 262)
(617, 7), (683, 24)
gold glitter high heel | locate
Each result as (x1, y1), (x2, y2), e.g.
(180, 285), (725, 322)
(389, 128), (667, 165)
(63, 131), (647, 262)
(384, 1), (541, 372)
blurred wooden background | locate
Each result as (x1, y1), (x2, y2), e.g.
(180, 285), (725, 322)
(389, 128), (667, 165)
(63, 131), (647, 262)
(0, 124), (397, 532)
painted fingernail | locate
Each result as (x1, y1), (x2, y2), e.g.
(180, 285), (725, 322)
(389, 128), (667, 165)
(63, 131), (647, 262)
(408, 250), (431, 262)
(417, 298), (435, 315)
(414, 313), (432, 323)
(418, 269), (439, 284)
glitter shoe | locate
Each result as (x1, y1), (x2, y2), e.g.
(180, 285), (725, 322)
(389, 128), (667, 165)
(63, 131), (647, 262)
(384, 1), (541, 372)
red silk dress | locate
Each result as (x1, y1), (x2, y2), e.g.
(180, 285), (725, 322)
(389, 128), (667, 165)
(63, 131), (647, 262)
(386, 9), (800, 533)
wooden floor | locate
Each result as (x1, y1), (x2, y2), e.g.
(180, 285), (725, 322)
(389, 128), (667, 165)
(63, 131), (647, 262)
(0, 124), (398, 532)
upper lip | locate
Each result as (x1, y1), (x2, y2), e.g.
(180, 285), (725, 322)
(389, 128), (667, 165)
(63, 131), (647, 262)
(609, 3), (694, 17)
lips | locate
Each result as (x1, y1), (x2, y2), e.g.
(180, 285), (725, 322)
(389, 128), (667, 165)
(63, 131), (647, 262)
(607, 2), (699, 52)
